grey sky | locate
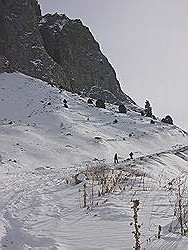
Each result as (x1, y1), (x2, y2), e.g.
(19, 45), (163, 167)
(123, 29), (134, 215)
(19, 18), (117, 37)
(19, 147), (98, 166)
(39, 0), (188, 130)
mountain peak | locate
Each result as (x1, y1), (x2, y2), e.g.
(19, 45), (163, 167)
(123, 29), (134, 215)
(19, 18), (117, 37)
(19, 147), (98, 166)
(0, 0), (135, 106)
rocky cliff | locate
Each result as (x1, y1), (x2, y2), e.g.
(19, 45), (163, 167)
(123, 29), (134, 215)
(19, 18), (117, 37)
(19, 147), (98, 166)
(0, 0), (135, 105)
(39, 13), (134, 104)
(0, 0), (70, 89)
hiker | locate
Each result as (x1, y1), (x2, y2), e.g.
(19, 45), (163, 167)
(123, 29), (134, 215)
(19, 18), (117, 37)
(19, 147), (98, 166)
(63, 99), (68, 108)
(114, 153), (118, 164)
(64, 103), (68, 108)
(129, 152), (134, 159)
(157, 225), (162, 239)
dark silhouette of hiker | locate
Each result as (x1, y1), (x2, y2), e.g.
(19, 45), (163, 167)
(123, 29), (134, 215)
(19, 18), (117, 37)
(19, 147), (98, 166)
(157, 225), (162, 239)
(129, 152), (134, 159)
(63, 99), (68, 108)
(114, 153), (118, 164)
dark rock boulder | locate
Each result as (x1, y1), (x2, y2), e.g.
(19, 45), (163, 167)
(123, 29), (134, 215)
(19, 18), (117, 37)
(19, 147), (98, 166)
(140, 110), (145, 116)
(87, 98), (93, 104)
(118, 104), (127, 114)
(161, 115), (173, 125)
(96, 99), (106, 109)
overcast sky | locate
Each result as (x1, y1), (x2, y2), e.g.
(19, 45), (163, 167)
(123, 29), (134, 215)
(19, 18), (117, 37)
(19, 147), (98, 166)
(39, 0), (188, 131)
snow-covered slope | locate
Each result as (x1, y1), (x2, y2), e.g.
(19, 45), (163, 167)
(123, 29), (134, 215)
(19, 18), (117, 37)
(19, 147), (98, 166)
(0, 73), (188, 249)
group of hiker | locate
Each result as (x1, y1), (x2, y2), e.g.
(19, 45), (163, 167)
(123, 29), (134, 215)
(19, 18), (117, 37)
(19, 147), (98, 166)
(114, 152), (134, 164)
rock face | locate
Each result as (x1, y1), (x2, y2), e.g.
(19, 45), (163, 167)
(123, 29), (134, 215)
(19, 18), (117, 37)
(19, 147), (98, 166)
(0, 0), (135, 105)
(0, 0), (70, 89)
(39, 13), (134, 104)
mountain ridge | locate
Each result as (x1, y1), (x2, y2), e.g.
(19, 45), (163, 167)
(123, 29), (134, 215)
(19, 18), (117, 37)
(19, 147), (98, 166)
(0, 0), (135, 106)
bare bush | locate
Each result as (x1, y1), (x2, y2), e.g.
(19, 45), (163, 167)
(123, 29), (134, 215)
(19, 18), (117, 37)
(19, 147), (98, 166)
(131, 200), (141, 250)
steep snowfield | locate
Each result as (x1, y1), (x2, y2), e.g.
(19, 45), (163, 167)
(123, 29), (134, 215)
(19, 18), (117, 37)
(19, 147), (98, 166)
(0, 72), (188, 249)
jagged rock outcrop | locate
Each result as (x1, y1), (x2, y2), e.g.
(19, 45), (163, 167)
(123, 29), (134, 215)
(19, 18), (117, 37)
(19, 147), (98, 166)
(39, 13), (134, 104)
(0, 0), (135, 106)
(0, 0), (70, 89)
(161, 115), (174, 125)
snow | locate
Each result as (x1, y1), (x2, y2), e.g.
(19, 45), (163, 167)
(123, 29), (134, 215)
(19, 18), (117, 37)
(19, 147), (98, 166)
(30, 60), (43, 66)
(39, 18), (47, 25)
(58, 22), (67, 30)
(43, 19), (68, 32)
(0, 72), (188, 249)
(53, 19), (68, 31)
